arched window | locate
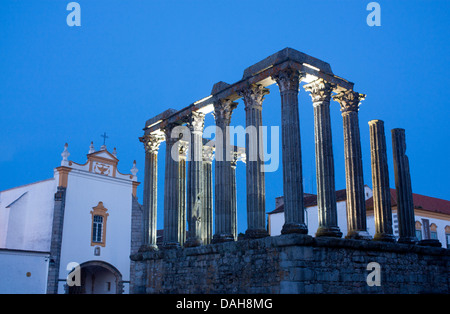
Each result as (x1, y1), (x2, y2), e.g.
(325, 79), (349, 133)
(430, 223), (438, 240)
(90, 202), (109, 247)
(415, 221), (422, 241)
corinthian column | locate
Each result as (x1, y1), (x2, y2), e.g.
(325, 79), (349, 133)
(178, 141), (188, 246)
(238, 84), (270, 239)
(272, 68), (307, 234)
(202, 144), (214, 244)
(212, 99), (238, 243)
(369, 120), (396, 242)
(139, 133), (164, 251)
(304, 79), (342, 238)
(333, 90), (371, 240)
(162, 124), (183, 249)
(391, 128), (417, 244)
(185, 112), (205, 247)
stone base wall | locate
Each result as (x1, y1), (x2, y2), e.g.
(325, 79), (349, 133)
(130, 234), (450, 294)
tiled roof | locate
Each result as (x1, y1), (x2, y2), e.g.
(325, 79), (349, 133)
(365, 189), (450, 216)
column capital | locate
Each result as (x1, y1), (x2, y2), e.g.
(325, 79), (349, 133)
(140, 133), (164, 154)
(272, 68), (305, 93)
(202, 145), (214, 163)
(162, 123), (183, 144)
(238, 84), (270, 110)
(332, 90), (366, 113)
(187, 111), (205, 134)
(178, 140), (189, 160)
(213, 99), (238, 126)
(230, 150), (239, 168)
(303, 78), (336, 104)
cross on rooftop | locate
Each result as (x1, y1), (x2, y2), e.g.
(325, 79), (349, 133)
(101, 132), (109, 145)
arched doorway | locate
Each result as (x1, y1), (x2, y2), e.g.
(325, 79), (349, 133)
(68, 261), (123, 294)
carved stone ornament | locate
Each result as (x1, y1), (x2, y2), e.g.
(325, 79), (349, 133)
(213, 99), (238, 126)
(303, 78), (336, 104)
(237, 84), (270, 110)
(332, 90), (366, 113)
(140, 134), (164, 154)
(272, 68), (305, 92)
(187, 111), (206, 133)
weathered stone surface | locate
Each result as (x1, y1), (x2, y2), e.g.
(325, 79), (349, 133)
(272, 68), (307, 235)
(333, 90), (371, 240)
(242, 47), (334, 79)
(304, 79), (341, 238)
(130, 234), (450, 294)
(392, 128), (418, 244)
(369, 120), (396, 242)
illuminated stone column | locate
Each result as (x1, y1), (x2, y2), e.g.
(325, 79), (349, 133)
(272, 68), (307, 234)
(230, 150), (238, 240)
(369, 120), (396, 242)
(202, 144), (214, 244)
(304, 79), (342, 238)
(391, 128), (418, 244)
(186, 112), (205, 247)
(178, 141), (188, 246)
(238, 84), (270, 239)
(212, 99), (238, 243)
(333, 90), (371, 240)
(162, 124), (182, 249)
(139, 133), (164, 250)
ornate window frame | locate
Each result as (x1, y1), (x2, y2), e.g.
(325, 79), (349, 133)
(415, 221), (422, 241)
(90, 201), (109, 247)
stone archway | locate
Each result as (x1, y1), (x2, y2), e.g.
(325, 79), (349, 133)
(68, 260), (123, 294)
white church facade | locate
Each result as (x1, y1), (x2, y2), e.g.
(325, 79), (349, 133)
(0, 143), (140, 294)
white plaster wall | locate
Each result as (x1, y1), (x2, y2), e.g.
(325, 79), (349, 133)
(0, 250), (50, 294)
(57, 169), (133, 294)
(0, 179), (56, 251)
(269, 201), (348, 237)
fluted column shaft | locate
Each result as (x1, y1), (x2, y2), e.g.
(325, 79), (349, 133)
(304, 79), (342, 238)
(333, 90), (371, 240)
(369, 120), (396, 242)
(231, 151), (238, 240)
(178, 142), (188, 246)
(238, 84), (269, 238)
(202, 145), (214, 244)
(392, 128), (417, 244)
(140, 134), (164, 250)
(162, 125), (182, 248)
(212, 99), (237, 243)
(186, 112), (205, 247)
(272, 68), (307, 234)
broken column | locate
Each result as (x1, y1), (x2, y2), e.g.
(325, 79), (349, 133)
(391, 128), (417, 244)
(368, 120), (396, 242)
